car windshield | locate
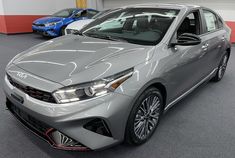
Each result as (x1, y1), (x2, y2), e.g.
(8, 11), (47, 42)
(82, 8), (179, 45)
(52, 9), (77, 18)
(92, 9), (111, 19)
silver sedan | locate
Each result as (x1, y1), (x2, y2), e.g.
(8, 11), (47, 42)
(4, 3), (231, 151)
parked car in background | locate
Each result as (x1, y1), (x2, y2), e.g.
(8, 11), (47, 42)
(32, 8), (99, 37)
(65, 9), (114, 35)
(5, 4), (231, 151)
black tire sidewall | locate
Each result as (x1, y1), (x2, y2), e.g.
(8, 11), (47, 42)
(60, 26), (66, 36)
(212, 53), (229, 82)
(125, 87), (164, 145)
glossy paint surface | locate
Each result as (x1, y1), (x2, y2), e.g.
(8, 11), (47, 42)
(4, 4), (231, 150)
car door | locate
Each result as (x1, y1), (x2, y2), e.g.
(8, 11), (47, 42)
(200, 9), (227, 72)
(166, 10), (214, 103)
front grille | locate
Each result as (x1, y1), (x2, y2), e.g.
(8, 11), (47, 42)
(7, 99), (90, 151)
(7, 99), (50, 134)
(7, 74), (56, 103)
(66, 29), (78, 35)
(66, 29), (72, 34)
(33, 23), (45, 27)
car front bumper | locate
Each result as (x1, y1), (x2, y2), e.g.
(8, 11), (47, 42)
(3, 74), (134, 151)
(32, 25), (59, 37)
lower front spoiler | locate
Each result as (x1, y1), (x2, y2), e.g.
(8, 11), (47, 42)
(32, 29), (58, 37)
(6, 98), (90, 151)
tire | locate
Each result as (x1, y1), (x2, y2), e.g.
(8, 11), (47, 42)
(125, 87), (164, 145)
(60, 26), (66, 36)
(211, 53), (229, 82)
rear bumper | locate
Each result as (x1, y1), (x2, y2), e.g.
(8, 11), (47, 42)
(3, 74), (134, 150)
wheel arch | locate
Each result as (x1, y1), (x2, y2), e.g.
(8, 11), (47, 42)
(130, 79), (168, 112)
(124, 79), (168, 144)
(152, 82), (167, 109)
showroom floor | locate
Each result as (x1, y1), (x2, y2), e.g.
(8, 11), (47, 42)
(0, 34), (235, 158)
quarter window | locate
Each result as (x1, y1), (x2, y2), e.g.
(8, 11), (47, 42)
(203, 10), (218, 32)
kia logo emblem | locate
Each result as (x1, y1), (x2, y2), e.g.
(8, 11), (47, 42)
(16, 72), (27, 79)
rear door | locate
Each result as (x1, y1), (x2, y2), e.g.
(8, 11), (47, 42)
(199, 9), (227, 73)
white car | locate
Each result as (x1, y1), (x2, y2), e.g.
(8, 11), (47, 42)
(65, 19), (94, 35)
(65, 9), (115, 35)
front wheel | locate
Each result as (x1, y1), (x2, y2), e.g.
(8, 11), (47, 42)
(211, 53), (229, 82)
(125, 87), (163, 145)
(60, 26), (66, 36)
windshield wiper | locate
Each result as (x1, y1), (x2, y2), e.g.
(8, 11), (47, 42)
(107, 36), (127, 42)
(84, 33), (108, 39)
(84, 33), (127, 42)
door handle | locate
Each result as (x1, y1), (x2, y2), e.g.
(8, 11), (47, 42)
(221, 36), (225, 41)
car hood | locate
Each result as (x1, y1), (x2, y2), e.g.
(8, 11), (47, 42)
(33, 16), (63, 24)
(10, 35), (155, 87)
(67, 19), (94, 30)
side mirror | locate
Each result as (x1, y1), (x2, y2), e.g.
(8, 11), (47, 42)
(73, 14), (80, 19)
(171, 33), (201, 47)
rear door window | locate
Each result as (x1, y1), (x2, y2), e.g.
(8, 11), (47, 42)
(203, 10), (218, 32)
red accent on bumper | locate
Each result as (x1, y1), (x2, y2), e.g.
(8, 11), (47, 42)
(44, 128), (90, 152)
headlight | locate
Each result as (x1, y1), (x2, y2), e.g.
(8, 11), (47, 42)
(53, 68), (134, 104)
(66, 29), (79, 35)
(45, 22), (60, 27)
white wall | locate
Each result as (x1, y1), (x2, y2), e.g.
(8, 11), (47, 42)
(87, 0), (104, 11)
(103, 0), (235, 21)
(2, 0), (76, 15)
(0, 0), (4, 14)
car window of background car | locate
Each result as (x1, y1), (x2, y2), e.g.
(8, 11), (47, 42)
(87, 10), (99, 18)
(83, 8), (179, 45)
(203, 10), (219, 32)
(52, 9), (76, 18)
(92, 9), (121, 20)
(74, 10), (87, 18)
(92, 10), (109, 19)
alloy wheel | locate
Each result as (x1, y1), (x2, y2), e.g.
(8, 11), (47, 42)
(134, 94), (161, 140)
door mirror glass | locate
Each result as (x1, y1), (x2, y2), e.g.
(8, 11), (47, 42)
(171, 33), (201, 46)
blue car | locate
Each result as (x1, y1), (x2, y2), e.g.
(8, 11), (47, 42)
(32, 8), (99, 37)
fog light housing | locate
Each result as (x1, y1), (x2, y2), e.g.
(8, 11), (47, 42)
(84, 118), (112, 137)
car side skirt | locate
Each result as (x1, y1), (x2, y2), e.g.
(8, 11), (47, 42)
(164, 68), (218, 112)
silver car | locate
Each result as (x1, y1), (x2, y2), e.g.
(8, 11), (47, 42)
(4, 4), (231, 151)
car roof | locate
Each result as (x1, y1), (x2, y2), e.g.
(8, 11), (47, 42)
(122, 3), (201, 10)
